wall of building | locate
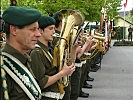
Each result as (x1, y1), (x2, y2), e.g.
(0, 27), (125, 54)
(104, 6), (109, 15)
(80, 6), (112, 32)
(117, 18), (132, 39)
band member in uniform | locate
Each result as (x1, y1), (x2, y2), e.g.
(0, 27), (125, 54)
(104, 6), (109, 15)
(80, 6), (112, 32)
(53, 11), (72, 100)
(116, 26), (121, 41)
(128, 25), (132, 41)
(53, 11), (93, 100)
(0, 6), (42, 100)
(79, 36), (98, 98)
(30, 16), (75, 100)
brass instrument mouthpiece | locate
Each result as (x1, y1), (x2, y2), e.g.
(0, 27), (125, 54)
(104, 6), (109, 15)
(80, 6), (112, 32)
(53, 33), (60, 37)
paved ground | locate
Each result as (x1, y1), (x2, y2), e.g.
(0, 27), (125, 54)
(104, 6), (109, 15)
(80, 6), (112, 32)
(78, 42), (133, 100)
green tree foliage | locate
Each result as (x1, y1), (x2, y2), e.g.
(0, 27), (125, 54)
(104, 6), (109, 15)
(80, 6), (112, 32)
(1, 0), (122, 22)
(127, 8), (133, 23)
(106, 0), (121, 19)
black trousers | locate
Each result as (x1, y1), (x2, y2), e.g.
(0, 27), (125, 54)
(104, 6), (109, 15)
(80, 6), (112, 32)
(128, 33), (132, 41)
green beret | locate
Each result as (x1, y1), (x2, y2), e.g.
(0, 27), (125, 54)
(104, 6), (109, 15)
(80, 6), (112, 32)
(53, 12), (60, 23)
(38, 16), (56, 29)
(2, 6), (41, 26)
(53, 11), (63, 28)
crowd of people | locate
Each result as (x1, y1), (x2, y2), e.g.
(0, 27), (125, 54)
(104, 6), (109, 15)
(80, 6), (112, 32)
(0, 6), (107, 100)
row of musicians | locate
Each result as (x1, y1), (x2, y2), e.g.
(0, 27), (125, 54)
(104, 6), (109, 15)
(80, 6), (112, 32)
(0, 6), (103, 100)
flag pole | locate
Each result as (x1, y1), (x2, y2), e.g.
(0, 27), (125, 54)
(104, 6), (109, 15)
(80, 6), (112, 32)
(123, 8), (125, 40)
(123, 0), (128, 40)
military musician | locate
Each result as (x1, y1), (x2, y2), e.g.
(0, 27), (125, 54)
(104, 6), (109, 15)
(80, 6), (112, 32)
(0, 6), (42, 100)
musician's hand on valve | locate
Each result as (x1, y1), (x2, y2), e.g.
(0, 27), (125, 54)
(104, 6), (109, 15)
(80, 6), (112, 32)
(70, 44), (78, 63)
(61, 61), (75, 76)
(70, 34), (83, 63)
(85, 36), (92, 45)
(77, 35), (82, 46)
(91, 42), (98, 50)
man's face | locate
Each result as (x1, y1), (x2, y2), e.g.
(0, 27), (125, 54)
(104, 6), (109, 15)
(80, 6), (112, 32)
(15, 22), (41, 50)
(42, 25), (55, 41)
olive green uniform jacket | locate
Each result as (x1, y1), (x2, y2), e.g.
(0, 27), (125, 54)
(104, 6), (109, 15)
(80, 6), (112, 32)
(0, 44), (34, 100)
(30, 41), (59, 99)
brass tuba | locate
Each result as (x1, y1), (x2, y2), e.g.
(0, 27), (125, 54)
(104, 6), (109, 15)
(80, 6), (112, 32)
(53, 9), (85, 87)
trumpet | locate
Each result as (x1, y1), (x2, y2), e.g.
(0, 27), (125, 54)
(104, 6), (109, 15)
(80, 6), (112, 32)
(94, 32), (104, 37)
(91, 33), (105, 52)
(81, 31), (105, 52)
(92, 35), (105, 41)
